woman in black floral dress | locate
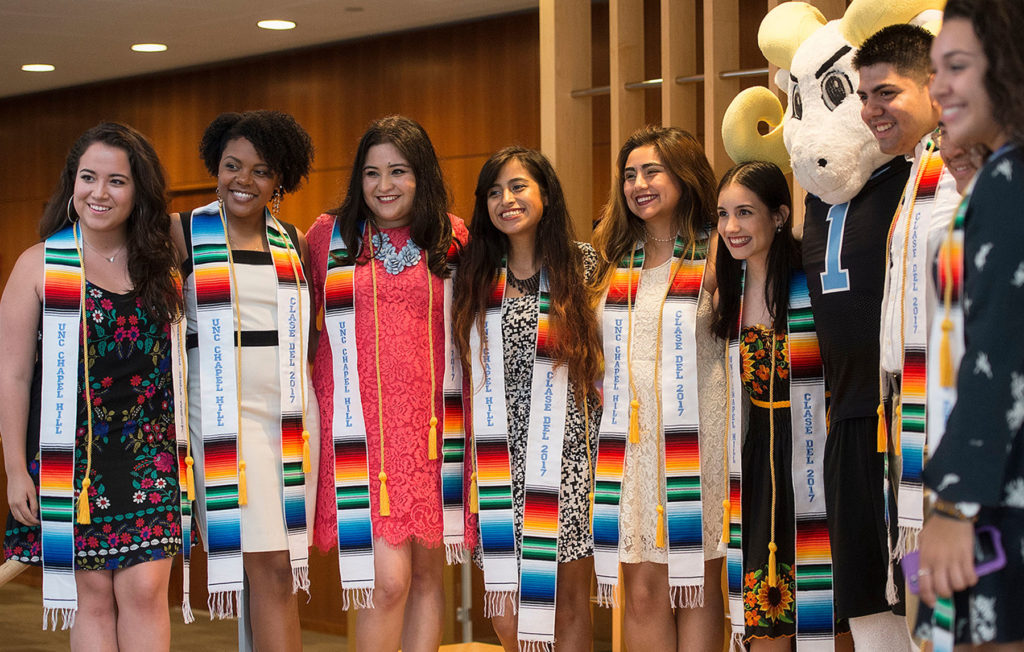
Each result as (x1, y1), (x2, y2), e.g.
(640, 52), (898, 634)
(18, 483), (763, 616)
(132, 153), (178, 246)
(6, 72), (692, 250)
(915, 1), (1024, 646)
(1, 123), (182, 649)
(453, 146), (602, 651)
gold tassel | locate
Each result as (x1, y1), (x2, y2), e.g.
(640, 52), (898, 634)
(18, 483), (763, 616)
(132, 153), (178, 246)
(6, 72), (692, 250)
(77, 478), (92, 525)
(428, 416), (438, 460)
(876, 403), (887, 453)
(185, 455), (196, 502)
(940, 318), (954, 388)
(628, 399), (640, 444)
(588, 491), (595, 527)
(892, 403), (902, 451)
(316, 305), (324, 332)
(767, 541), (778, 587)
(469, 472), (479, 514)
(656, 504), (666, 548)
(302, 431), (312, 473)
(378, 471), (391, 516)
(720, 499), (731, 545)
(238, 461), (248, 506)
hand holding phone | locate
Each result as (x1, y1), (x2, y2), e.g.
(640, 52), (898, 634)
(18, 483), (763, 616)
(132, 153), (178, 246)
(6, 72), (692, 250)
(905, 525), (1005, 594)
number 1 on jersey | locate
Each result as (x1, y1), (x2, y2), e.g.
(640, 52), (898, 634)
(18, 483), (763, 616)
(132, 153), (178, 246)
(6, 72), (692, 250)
(820, 202), (851, 293)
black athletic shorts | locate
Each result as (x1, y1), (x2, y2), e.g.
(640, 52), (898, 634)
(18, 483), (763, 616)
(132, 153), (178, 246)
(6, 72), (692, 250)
(824, 415), (906, 620)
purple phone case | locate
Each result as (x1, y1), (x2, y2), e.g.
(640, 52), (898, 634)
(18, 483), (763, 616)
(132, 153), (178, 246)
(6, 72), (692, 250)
(904, 525), (1006, 594)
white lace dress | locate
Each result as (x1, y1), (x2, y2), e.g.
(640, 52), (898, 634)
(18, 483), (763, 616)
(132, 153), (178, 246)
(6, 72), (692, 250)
(618, 259), (726, 563)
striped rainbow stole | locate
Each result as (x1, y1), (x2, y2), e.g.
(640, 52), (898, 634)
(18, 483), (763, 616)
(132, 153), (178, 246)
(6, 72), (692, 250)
(470, 266), (518, 615)
(787, 271), (833, 648)
(593, 236), (708, 607)
(40, 225), (83, 630)
(325, 219), (466, 610)
(896, 146), (948, 552)
(170, 275), (195, 623)
(725, 268), (834, 649)
(190, 200), (312, 617)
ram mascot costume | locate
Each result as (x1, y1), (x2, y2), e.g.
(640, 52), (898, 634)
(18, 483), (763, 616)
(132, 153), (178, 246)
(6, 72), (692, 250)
(721, 0), (943, 648)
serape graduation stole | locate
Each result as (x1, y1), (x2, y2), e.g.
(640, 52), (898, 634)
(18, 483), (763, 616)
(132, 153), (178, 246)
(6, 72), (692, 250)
(592, 235), (708, 608)
(170, 274), (195, 622)
(724, 266), (745, 647)
(894, 145), (947, 556)
(324, 219), (465, 610)
(190, 200), (312, 619)
(724, 268), (834, 650)
(40, 225), (84, 630)
(469, 266), (518, 616)
(786, 272), (834, 649)
(467, 264), (569, 650)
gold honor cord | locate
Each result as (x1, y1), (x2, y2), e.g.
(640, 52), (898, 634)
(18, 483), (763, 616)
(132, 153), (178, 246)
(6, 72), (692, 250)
(73, 223), (95, 525)
(219, 201), (248, 505)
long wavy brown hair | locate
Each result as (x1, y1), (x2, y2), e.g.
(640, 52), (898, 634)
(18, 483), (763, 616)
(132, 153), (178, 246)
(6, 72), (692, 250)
(452, 146), (601, 401)
(39, 122), (181, 324)
(591, 125), (717, 288)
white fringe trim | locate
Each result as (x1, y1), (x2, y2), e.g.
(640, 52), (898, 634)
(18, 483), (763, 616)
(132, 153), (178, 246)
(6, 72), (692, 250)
(207, 590), (241, 620)
(445, 543), (467, 565)
(729, 631), (745, 652)
(894, 525), (920, 560)
(292, 565), (310, 597)
(181, 595), (195, 624)
(670, 584), (704, 610)
(42, 607), (76, 631)
(341, 587), (374, 611)
(519, 639), (553, 652)
(885, 558), (899, 606)
(595, 582), (617, 608)
(483, 590), (517, 618)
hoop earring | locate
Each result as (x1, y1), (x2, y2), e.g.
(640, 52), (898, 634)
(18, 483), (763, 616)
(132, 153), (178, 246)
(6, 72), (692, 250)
(271, 187), (283, 219)
(66, 196), (79, 224)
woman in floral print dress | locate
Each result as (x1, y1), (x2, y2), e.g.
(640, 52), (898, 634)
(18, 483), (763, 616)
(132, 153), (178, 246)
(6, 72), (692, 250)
(1, 123), (182, 649)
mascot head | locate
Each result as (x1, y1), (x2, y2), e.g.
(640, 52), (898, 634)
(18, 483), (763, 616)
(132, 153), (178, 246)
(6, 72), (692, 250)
(722, 0), (944, 205)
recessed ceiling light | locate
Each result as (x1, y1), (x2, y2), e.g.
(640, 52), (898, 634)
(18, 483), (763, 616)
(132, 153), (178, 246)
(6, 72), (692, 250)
(257, 19), (296, 30)
(131, 43), (167, 53)
(21, 64), (55, 72)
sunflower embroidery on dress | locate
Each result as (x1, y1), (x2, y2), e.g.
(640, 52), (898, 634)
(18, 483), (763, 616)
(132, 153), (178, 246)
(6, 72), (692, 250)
(740, 326), (789, 399)
(743, 563), (796, 627)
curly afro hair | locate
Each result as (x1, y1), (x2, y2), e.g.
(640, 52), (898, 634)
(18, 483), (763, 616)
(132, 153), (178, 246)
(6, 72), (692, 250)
(199, 110), (314, 193)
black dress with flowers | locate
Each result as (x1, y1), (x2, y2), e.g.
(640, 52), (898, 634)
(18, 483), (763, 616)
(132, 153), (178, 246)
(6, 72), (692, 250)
(740, 325), (797, 642)
(4, 283), (181, 570)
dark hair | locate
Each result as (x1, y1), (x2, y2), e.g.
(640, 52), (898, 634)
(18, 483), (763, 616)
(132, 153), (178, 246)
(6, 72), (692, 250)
(711, 161), (798, 339)
(199, 110), (314, 193)
(452, 146), (601, 400)
(592, 125), (717, 287)
(39, 122), (181, 324)
(943, 0), (1024, 146)
(852, 23), (934, 82)
(327, 115), (454, 277)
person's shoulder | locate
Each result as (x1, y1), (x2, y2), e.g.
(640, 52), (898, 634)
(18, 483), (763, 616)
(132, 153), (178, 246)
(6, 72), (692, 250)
(448, 213), (469, 245)
(306, 213), (337, 241)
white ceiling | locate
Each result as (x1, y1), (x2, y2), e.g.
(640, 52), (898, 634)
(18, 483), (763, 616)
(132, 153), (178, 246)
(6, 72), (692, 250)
(1, 0), (538, 99)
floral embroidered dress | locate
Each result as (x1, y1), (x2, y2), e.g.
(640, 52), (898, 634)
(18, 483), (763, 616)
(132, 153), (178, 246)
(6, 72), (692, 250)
(739, 325), (796, 641)
(4, 283), (182, 570)
(307, 214), (476, 551)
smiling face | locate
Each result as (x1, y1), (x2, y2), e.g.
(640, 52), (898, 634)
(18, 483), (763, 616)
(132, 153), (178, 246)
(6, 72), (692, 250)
(717, 182), (784, 270)
(939, 130), (980, 195)
(487, 158), (545, 243)
(217, 137), (279, 221)
(73, 142), (135, 236)
(362, 142), (416, 227)
(622, 144), (682, 235)
(857, 63), (939, 156)
(930, 18), (1006, 153)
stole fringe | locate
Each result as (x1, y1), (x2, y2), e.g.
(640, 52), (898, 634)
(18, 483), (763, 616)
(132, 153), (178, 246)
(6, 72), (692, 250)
(181, 595), (195, 624)
(894, 525), (920, 560)
(670, 584), (704, 610)
(483, 590), (517, 618)
(42, 607), (76, 631)
(519, 640), (553, 652)
(292, 566), (310, 596)
(885, 560), (899, 606)
(729, 631), (745, 652)
(207, 590), (241, 620)
(595, 582), (618, 608)
(342, 587), (375, 611)
(445, 543), (467, 565)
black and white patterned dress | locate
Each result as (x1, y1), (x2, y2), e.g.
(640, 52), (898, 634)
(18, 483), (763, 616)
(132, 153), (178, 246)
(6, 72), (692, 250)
(479, 242), (601, 564)
(916, 145), (1024, 645)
